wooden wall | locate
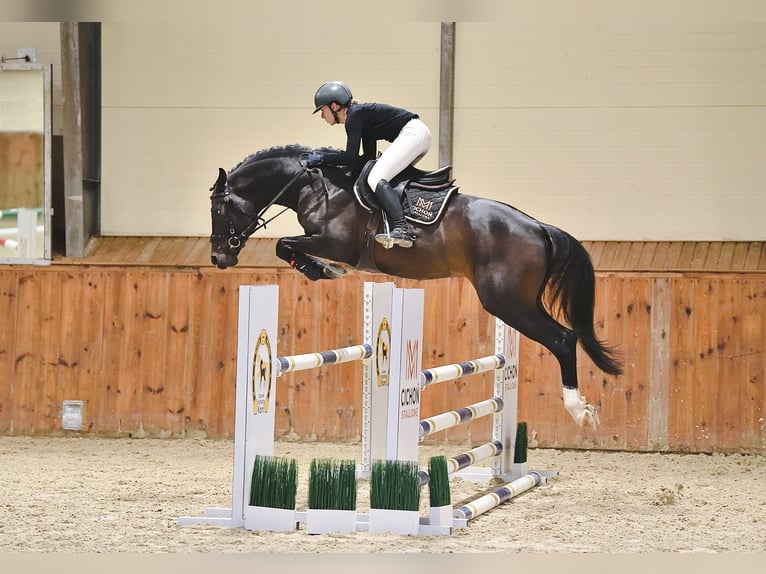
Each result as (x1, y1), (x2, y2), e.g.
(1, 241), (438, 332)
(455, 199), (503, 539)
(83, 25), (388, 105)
(0, 132), (44, 209)
(0, 259), (764, 453)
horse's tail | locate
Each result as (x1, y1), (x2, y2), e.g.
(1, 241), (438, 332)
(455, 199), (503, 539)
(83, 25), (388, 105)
(540, 224), (624, 376)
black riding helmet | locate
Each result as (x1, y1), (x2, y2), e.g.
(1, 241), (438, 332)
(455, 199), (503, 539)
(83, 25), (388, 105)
(312, 81), (353, 114)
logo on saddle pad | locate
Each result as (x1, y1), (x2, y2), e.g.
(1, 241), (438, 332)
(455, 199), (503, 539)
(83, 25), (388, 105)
(353, 160), (459, 226)
(404, 189), (453, 225)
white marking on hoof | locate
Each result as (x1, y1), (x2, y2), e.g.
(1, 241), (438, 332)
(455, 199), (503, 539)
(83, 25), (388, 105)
(563, 387), (600, 428)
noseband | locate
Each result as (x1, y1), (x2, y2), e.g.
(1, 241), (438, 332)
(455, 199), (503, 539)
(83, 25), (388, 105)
(210, 167), (308, 250)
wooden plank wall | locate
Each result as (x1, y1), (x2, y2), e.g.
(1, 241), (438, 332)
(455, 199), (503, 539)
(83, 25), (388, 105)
(0, 132), (44, 209)
(0, 266), (764, 452)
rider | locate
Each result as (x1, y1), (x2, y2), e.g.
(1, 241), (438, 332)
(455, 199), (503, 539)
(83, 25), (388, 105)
(307, 80), (431, 249)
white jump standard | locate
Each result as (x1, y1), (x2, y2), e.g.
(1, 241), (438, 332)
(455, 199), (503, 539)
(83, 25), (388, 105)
(178, 282), (406, 530)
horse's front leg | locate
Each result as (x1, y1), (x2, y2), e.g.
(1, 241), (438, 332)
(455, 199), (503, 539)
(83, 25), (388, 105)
(276, 236), (348, 281)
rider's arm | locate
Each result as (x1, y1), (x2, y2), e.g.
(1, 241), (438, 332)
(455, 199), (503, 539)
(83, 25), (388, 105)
(322, 111), (367, 167)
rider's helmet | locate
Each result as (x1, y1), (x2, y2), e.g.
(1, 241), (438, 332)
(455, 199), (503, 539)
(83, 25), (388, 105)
(313, 81), (353, 114)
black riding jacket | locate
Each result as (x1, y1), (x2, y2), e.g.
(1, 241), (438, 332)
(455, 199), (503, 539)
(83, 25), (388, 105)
(321, 103), (418, 169)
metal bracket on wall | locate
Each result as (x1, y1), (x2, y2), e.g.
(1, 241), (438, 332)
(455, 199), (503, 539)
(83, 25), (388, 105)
(18, 48), (37, 63)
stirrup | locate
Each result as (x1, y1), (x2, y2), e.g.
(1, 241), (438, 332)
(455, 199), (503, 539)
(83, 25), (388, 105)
(375, 227), (414, 249)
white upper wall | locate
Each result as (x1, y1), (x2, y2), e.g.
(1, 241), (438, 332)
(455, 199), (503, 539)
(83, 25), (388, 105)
(453, 21), (766, 240)
(101, 20), (441, 237)
(0, 22), (62, 133)
(92, 2), (766, 240)
(0, 69), (45, 131)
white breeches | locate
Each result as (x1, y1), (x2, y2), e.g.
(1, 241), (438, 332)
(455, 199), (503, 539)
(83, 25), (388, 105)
(367, 118), (431, 190)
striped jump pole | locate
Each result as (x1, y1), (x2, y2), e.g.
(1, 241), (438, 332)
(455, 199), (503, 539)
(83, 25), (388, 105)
(419, 397), (504, 438)
(418, 440), (503, 486)
(276, 344), (373, 376)
(445, 440), (503, 475)
(420, 354), (506, 388)
(453, 471), (543, 524)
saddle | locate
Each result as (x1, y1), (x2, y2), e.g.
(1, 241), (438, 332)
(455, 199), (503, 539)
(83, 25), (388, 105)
(352, 160), (459, 225)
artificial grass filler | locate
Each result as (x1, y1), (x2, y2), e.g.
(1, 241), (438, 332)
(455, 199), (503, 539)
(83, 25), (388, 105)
(514, 421), (528, 464)
(427, 455), (451, 508)
(308, 458), (357, 511)
(370, 459), (420, 511)
(249, 454), (298, 510)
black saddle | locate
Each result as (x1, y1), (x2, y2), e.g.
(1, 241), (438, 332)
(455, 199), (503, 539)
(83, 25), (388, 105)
(353, 160), (459, 225)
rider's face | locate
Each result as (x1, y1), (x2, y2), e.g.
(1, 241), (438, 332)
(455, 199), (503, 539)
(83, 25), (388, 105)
(319, 104), (341, 125)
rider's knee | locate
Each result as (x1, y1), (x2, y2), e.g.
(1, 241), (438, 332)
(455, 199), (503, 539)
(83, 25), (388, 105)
(368, 174), (384, 191)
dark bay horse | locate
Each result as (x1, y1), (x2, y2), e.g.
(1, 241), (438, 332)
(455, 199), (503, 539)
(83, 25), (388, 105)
(210, 144), (623, 427)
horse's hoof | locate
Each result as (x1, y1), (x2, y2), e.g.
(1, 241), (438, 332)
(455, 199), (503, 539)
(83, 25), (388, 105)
(322, 263), (347, 279)
(581, 405), (600, 428)
(563, 388), (599, 428)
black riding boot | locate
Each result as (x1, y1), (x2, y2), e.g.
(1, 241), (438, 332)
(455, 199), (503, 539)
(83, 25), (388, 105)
(373, 180), (414, 248)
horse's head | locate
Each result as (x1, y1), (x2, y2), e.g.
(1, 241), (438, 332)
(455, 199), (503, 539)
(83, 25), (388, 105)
(209, 145), (342, 269)
(209, 167), (257, 269)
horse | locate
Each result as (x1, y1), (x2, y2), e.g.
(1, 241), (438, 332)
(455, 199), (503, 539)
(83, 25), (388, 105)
(209, 144), (623, 427)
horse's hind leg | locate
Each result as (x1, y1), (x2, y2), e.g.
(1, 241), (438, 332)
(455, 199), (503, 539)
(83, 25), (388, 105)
(479, 284), (600, 427)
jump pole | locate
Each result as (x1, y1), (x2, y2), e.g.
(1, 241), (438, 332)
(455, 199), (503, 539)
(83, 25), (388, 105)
(452, 471), (544, 525)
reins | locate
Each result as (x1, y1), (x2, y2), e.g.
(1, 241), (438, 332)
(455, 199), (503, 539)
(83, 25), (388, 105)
(215, 166), (308, 249)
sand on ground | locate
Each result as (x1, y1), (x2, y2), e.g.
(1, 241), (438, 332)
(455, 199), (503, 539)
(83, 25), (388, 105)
(1, 436), (765, 553)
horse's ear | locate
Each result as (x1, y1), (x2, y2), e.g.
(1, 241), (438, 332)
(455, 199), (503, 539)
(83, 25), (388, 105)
(211, 167), (227, 192)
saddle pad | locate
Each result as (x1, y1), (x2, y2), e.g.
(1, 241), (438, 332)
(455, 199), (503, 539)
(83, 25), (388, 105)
(403, 186), (459, 226)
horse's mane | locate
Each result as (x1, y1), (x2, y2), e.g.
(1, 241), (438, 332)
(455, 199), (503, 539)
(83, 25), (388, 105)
(229, 144), (344, 173)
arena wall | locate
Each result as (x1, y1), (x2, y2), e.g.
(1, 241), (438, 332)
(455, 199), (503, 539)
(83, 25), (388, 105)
(1, 239), (764, 453)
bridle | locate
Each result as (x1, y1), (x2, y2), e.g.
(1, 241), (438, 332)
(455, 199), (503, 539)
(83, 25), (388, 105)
(210, 166), (308, 250)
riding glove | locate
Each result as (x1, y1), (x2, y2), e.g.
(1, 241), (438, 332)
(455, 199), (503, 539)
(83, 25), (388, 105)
(306, 152), (324, 168)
